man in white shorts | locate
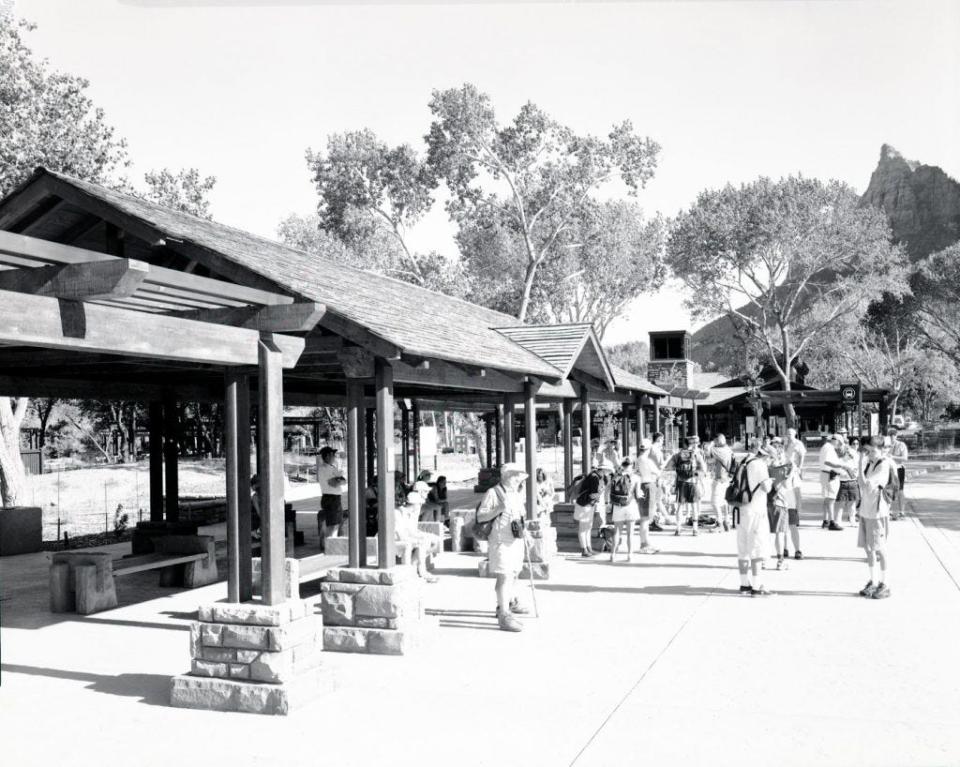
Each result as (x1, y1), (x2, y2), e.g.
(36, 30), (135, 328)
(706, 434), (735, 531)
(783, 428), (806, 557)
(734, 443), (774, 595)
(887, 427), (909, 519)
(818, 431), (848, 531)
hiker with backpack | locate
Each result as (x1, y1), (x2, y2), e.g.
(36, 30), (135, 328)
(635, 439), (661, 553)
(766, 437), (795, 569)
(705, 434), (735, 531)
(608, 458), (644, 563)
(731, 442), (775, 595)
(573, 459), (616, 557)
(665, 437), (708, 536)
(819, 430), (851, 531)
(857, 436), (897, 599)
(474, 462), (531, 631)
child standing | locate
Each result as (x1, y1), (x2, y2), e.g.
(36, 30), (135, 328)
(857, 436), (895, 599)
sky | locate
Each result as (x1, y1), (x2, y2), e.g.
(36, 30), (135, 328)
(12, 0), (960, 345)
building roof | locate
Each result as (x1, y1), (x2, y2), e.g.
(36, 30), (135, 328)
(495, 323), (614, 388)
(697, 387), (749, 406)
(608, 364), (669, 397)
(0, 169), (562, 380)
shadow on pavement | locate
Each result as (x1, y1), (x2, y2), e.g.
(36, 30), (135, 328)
(534, 583), (856, 598)
(1, 663), (172, 706)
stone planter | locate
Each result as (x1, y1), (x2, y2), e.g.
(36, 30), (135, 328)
(0, 506), (42, 556)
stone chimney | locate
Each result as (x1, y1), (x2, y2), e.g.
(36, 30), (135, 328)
(646, 330), (693, 390)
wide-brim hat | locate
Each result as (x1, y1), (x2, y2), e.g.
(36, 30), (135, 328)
(499, 461), (528, 480)
(595, 458), (616, 473)
(639, 438), (652, 451)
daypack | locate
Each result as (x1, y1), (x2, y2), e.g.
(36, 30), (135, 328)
(725, 456), (758, 506)
(675, 449), (696, 482)
(473, 485), (506, 541)
(575, 472), (601, 508)
(867, 459), (900, 505)
(610, 471), (632, 506)
(565, 474), (585, 503)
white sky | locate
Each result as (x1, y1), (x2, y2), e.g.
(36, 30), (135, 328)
(13, 0), (960, 345)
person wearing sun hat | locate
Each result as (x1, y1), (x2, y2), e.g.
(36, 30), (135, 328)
(818, 430), (848, 530)
(634, 438), (661, 553)
(573, 458), (616, 557)
(475, 461), (530, 631)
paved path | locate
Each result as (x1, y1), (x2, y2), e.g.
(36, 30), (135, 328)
(1, 470), (959, 766)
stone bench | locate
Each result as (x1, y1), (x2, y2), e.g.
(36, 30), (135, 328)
(325, 523), (442, 567)
(50, 534), (218, 615)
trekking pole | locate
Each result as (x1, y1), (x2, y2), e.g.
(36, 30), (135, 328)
(522, 534), (540, 618)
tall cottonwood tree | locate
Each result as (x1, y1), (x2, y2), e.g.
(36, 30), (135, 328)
(0, 15), (128, 506)
(667, 176), (908, 427)
(426, 83), (660, 321)
(912, 243), (960, 370)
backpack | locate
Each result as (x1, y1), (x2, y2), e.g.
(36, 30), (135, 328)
(675, 449), (695, 482)
(575, 472), (600, 508)
(867, 460), (900, 505)
(565, 474), (585, 503)
(473, 485), (506, 541)
(725, 457), (757, 506)
(610, 471), (632, 506)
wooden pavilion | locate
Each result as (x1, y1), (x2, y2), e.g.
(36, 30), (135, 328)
(0, 167), (671, 612)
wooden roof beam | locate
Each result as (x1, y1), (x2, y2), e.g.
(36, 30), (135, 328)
(0, 258), (149, 300)
(171, 302), (326, 332)
(0, 288), (304, 368)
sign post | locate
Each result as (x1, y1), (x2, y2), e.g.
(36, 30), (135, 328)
(839, 382), (862, 440)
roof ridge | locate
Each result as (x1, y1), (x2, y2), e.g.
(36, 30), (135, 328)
(39, 167), (525, 328)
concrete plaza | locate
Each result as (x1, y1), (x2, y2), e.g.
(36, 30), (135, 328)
(2, 467), (959, 767)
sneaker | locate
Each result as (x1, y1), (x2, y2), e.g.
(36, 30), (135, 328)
(508, 598), (529, 615)
(750, 585), (772, 596)
(828, 522), (843, 531)
(674, 530), (680, 536)
(821, 520), (829, 529)
(858, 580), (876, 597)
(739, 585), (753, 595)
(498, 611), (523, 632)
(783, 548), (789, 559)
(581, 549), (592, 558)
(776, 557), (784, 570)
(872, 583), (891, 599)
(794, 551), (803, 560)
(649, 522), (663, 532)
(639, 545), (659, 554)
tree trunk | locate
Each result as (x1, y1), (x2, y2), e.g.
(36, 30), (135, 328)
(0, 397), (29, 507)
(516, 258), (539, 322)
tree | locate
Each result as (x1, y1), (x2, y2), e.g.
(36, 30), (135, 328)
(305, 129), (437, 286)
(141, 168), (216, 218)
(0, 15), (128, 506)
(539, 201), (666, 338)
(902, 352), (960, 424)
(426, 83), (660, 321)
(604, 340), (650, 377)
(667, 176), (908, 426)
(912, 243), (960, 370)
(0, 17), (128, 196)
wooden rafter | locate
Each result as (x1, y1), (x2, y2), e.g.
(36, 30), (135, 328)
(171, 302), (326, 332)
(0, 258), (149, 300)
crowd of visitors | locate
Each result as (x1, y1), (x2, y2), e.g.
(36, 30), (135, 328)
(304, 423), (907, 632)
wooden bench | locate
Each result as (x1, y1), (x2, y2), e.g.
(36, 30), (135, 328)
(49, 535), (218, 615)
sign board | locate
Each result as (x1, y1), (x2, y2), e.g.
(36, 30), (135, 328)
(418, 426), (438, 458)
(839, 382), (861, 409)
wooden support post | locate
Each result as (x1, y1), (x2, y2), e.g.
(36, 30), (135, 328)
(692, 402), (699, 439)
(163, 393), (179, 522)
(524, 381), (537, 520)
(653, 400), (661, 434)
(365, 407), (376, 486)
(400, 402), (410, 483)
(580, 385), (592, 473)
(225, 371), (242, 603)
(346, 380), (364, 568)
(495, 406), (503, 467)
(562, 399), (574, 489)
(620, 406), (630, 459)
(236, 375), (252, 602)
(503, 395), (515, 463)
(376, 360), (396, 569)
(635, 397), (645, 456)
(412, 401), (421, 479)
(879, 396), (889, 433)
(257, 337), (286, 606)
(484, 415), (493, 468)
(148, 402), (164, 522)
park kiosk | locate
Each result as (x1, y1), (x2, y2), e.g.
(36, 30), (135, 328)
(0, 167), (669, 713)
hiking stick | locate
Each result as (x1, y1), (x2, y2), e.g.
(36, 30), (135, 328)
(522, 534), (540, 618)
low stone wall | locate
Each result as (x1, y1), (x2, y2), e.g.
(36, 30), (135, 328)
(170, 600), (331, 715)
(321, 565), (429, 655)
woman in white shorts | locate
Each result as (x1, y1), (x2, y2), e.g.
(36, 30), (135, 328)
(609, 458), (643, 563)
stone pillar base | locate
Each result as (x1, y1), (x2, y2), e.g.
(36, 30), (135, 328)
(170, 599), (328, 716)
(320, 565), (430, 655)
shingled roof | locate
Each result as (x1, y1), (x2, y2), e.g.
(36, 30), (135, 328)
(7, 169), (560, 379)
(495, 323), (615, 389)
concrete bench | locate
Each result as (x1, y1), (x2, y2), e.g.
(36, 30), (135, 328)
(325, 525), (442, 568)
(50, 535), (218, 615)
